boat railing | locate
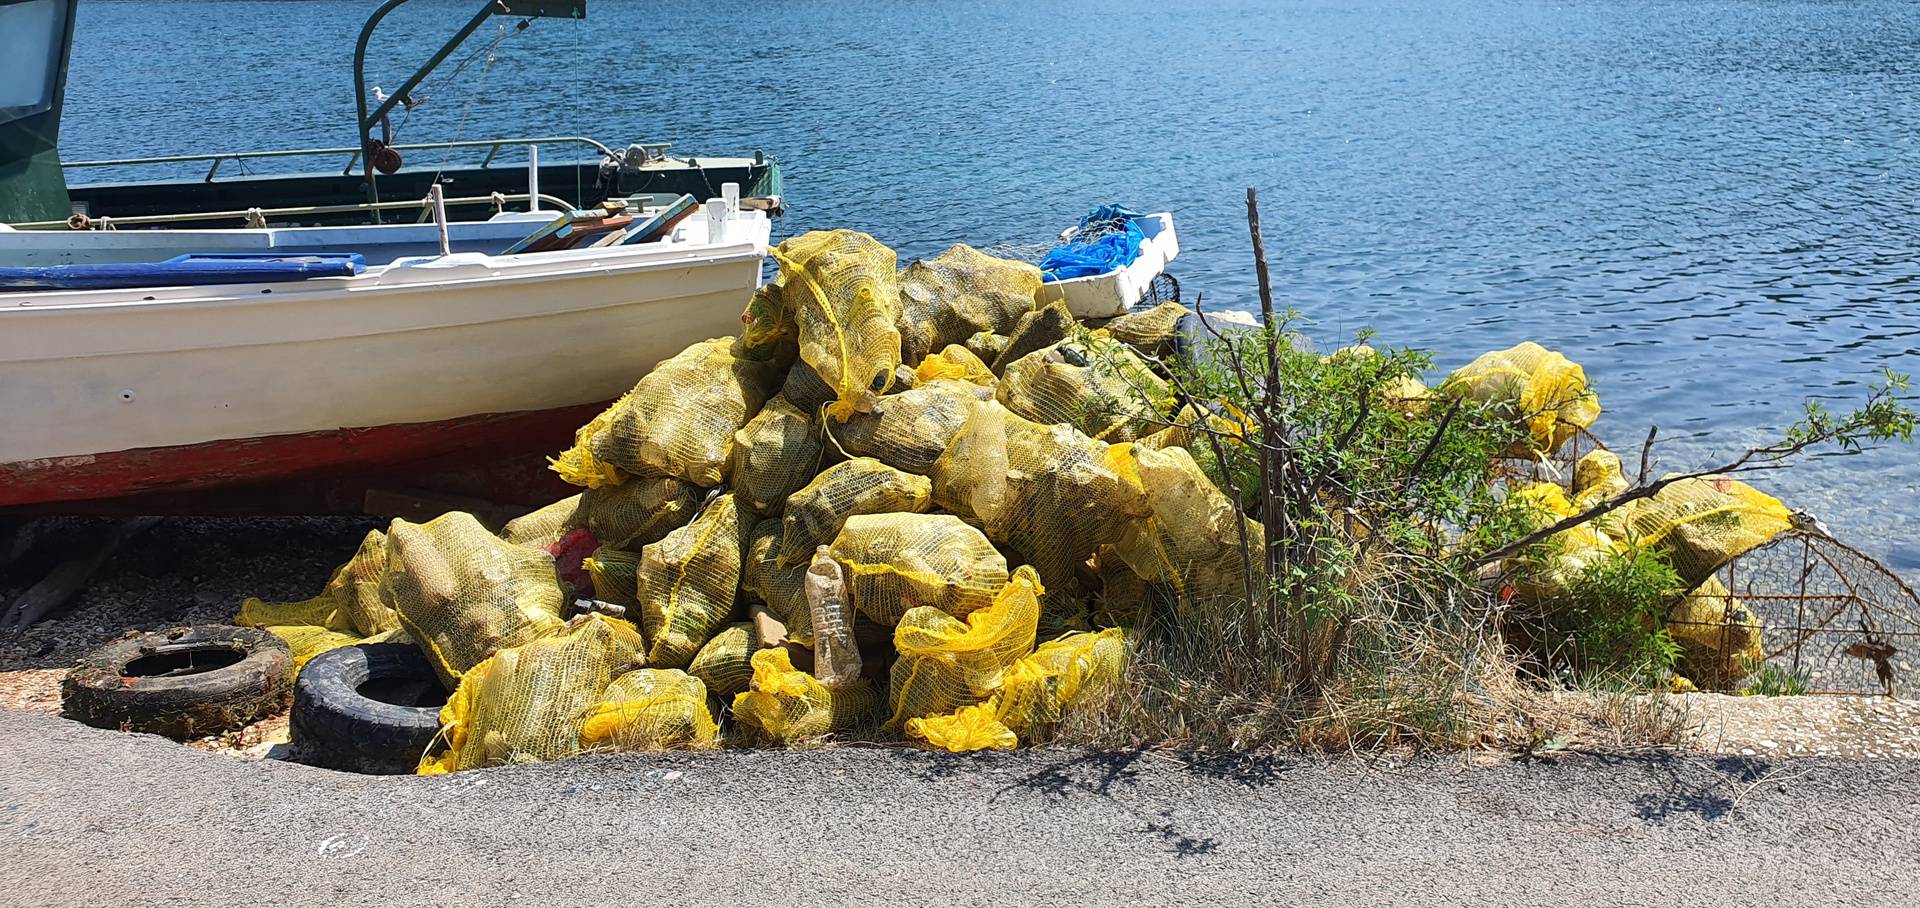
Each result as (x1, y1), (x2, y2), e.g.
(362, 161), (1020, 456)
(9, 191), (578, 231)
(63, 136), (632, 184)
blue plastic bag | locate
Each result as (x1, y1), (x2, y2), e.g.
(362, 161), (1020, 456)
(1039, 205), (1145, 282)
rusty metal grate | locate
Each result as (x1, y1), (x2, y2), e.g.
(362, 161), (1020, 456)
(1685, 531), (1920, 696)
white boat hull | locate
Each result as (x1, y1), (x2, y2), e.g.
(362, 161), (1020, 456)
(0, 213), (771, 470)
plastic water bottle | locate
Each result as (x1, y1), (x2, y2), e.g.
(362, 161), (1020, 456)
(805, 547), (862, 688)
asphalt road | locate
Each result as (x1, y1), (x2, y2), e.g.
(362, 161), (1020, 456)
(1, 710), (1915, 907)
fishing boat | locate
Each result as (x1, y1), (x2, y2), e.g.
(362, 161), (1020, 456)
(0, 0), (781, 513)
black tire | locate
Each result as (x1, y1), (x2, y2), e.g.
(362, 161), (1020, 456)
(289, 643), (445, 775)
(61, 625), (292, 740)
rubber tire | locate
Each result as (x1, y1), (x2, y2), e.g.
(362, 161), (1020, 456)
(61, 625), (292, 740)
(289, 643), (444, 775)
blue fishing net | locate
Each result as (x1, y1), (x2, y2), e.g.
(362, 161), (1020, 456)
(1038, 205), (1145, 282)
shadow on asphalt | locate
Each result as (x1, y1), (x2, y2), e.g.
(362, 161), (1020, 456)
(884, 746), (1303, 857)
(1588, 750), (1777, 824)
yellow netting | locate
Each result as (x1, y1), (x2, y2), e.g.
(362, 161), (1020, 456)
(419, 614), (643, 773)
(1504, 481), (1619, 604)
(896, 244), (1041, 364)
(740, 280), (797, 361)
(997, 334), (1173, 442)
(1666, 576), (1764, 690)
(990, 301), (1075, 374)
(829, 379), (991, 475)
(1090, 547), (1159, 629)
(237, 528), (397, 637)
(780, 359), (838, 414)
(636, 493), (747, 669)
(829, 513), (1009, 626)
(887, 565), (1042, 728)
(743, 518), (812, 644)
(1441, 342), (1600, 455)
(382, 512), (568, 689)
(995, 627), (1129, 736)
(1112, 445), (1263, 605)
(1616, 475), (1793, 588)
(965, 331), (1011, 364)
(906, 701), (1017, 752)
(579, 668), (718, 751)
(504, 476), (699, 552)
(1572, 449), (1630, 511)
(500, 495), (580, 549)
(687, 622), (758, 699)
(264, 625), (409, 671)
(930, 401), (1153, 614)
(758, 230), (903, 421)
(913, 344), (997, 388)
(729, 394), (826, 515)
(583, 547), (640, 610)
(1099, 301), (1188, 355)
(779, 458), (933, 565)
(731, 647), (879, 743)
(553, 337), (778, 488)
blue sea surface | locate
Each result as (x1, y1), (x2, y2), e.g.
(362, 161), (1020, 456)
(64, 0), (1919, 575)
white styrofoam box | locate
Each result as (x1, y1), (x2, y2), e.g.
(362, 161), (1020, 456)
(1035, 212), (1178, 319)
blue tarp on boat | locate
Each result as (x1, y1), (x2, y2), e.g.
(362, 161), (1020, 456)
(1039, 205), (1146, 282)
(0, 253), (366, 291)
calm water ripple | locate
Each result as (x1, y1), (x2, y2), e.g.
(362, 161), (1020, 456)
(64, 0), (1919, 576)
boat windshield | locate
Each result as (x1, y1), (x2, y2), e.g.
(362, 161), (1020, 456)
(0, 0), (70, 126)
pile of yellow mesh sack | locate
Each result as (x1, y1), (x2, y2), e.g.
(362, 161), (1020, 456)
(237, 226), (1818, 769)
(236, 231), (1217, 769)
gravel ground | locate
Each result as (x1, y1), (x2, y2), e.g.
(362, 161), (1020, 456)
(0, 516), (379, 672)
(1, 709), (1916, 907)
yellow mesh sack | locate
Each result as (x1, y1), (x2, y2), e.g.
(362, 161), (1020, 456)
(1503, 481), (1618, 604)
(781, 359), (838, 414)
(1112, 445), (1263, 604)
(238, 528), (396, 637)
(1441, 341), (1600, 455)
(583, 547), (640, 610)
(687, 622), (757, 699)
(990, 301), (1075, 374)
(965, 331), (1011, 364)
(829, 513), (1009, 626)
(887, 565), (1042, 728)
(500, 495), (581, 549)
(896, 244), (1041, 364)
(1666, 576), (1765, 690)
(743, 518), (812, 644)
(995, 627), (1129, 735)
(740, 280), (797, 360)
(1100, 301), (1189, 355)
(729, 394), (826, 515)
(419, 614), (643, 773)
(731, 647), (879, 743)
(580, 668), (718, 751)
(1572, 449), (1630, 511)
(779, 458), (934, 565)
(906, 701), (1018, 752)
(237, 593), (351, 636)
(636, 493), (747, 669)
(554, 337), (778, 488)
(930, 401), (1153, 611)
(829, 379), (991, 475)
(913, 344), (997, 388)
(1616, 475), (1792, 588)
(1000, 334), (1173, 442)
(504, 477), (698, 552)
(383, 512), (568, 689)
(583, 476), (701, 550)
(764, 230), (903, 421)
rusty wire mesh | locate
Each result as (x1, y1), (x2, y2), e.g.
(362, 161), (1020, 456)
(1680, 531), (1920, 696)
